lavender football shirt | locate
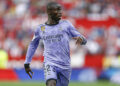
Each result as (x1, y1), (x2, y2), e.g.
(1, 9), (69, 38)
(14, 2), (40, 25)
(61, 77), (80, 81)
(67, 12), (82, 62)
(24, 20), (85, 69)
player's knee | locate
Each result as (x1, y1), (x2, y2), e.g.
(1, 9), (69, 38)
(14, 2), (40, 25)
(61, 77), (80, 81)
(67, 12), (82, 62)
(46, 79), (56, 86)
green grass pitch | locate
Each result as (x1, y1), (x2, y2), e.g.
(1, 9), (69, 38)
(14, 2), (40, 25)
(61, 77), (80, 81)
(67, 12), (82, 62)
(0, 81), (120, 86)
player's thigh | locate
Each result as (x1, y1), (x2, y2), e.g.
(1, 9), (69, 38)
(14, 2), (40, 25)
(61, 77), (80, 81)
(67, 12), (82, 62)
(44, 63), (57, 82)
(57, 69), (71, 86)
(46, 79), (57, 86)
(57, 73), (69, 86)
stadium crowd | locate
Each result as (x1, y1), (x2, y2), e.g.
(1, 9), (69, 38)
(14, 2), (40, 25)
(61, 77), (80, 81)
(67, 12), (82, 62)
(0, 0), (120, 64)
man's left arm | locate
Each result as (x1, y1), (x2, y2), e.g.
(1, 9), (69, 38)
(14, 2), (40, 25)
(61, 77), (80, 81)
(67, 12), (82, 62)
(67, 20), (87, 45)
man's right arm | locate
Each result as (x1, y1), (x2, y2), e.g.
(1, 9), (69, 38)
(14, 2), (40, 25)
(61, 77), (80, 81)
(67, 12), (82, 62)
(24, 26), (41, 78)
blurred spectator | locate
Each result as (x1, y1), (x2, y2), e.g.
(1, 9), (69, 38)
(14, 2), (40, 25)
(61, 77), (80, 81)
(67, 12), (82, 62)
(0, 48), (8, 69)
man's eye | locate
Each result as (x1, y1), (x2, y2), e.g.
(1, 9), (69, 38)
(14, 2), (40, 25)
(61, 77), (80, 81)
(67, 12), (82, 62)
(48, 9), (52, 11)
(58, 8), (61, 10)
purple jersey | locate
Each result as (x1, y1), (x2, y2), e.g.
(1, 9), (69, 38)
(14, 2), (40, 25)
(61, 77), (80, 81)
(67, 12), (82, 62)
(24, 20), (85, 69)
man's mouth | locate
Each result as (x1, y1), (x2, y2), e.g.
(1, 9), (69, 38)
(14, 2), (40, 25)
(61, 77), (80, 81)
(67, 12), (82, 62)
(58, 13), (62, 17)
(56, 14), (62, 19)
(51, 13), (62, 21)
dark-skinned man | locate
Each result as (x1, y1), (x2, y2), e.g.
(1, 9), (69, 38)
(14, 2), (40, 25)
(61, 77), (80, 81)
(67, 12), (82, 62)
(24, 2), (87, 86)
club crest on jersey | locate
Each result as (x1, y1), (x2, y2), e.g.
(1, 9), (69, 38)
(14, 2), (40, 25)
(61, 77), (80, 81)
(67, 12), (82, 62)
(41, 26), (45, 32)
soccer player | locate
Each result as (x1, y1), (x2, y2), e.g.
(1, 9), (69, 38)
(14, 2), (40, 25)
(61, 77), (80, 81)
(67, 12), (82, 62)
(24, 2), (87, 86)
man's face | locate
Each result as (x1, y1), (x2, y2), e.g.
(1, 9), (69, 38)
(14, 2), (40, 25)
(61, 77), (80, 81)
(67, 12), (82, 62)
(47, 3), (62, 22)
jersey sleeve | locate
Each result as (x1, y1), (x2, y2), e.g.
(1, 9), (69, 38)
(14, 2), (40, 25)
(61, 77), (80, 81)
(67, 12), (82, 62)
(24, 26), (41, 64)
(66, 20), (83, 38)
(66, 20), (87, 45)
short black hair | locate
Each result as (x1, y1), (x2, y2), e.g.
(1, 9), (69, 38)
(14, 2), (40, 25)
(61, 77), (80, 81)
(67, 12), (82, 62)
(46, 2), (59, 10)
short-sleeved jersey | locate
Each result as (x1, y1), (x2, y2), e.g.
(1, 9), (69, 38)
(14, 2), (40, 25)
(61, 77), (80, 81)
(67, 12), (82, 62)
(24, 20), (84, 69)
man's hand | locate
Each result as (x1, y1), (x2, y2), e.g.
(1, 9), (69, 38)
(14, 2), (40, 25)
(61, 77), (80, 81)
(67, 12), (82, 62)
(73, 37), (87, 45)
(24, 64), (33, 79)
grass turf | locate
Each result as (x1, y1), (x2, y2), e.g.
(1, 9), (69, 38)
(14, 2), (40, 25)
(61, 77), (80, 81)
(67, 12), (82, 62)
(0, 81), (120, 86)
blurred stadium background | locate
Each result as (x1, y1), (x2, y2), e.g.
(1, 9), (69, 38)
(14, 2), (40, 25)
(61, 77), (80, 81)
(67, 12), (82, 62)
(0, 0), (120, 86)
